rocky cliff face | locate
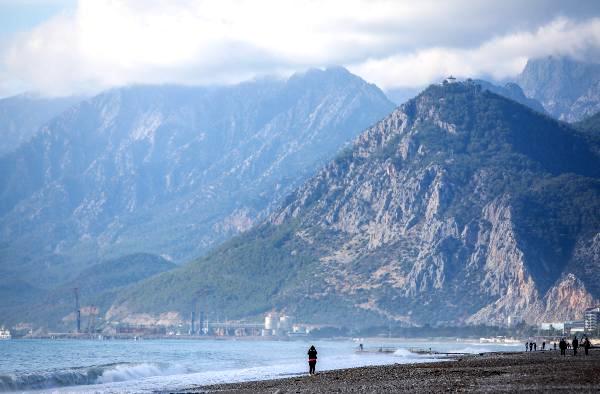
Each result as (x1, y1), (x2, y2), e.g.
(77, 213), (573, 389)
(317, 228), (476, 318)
(117, 81), (599, 327)
(517, 56), (600, 122)
(0, 68), (395, 288)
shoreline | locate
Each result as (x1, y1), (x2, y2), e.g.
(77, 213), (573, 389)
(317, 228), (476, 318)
(178, 350), (600, 393)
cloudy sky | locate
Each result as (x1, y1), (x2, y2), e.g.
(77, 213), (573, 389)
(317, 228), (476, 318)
(1, 0), (600, 98)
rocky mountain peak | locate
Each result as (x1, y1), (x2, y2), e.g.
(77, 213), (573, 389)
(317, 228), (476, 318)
(115, 79), (599, 328)
(517, 56), (600, 121)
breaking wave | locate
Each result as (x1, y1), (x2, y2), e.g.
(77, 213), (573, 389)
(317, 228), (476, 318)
(392, 348), (415, 358)
(0, 362), (188, 392)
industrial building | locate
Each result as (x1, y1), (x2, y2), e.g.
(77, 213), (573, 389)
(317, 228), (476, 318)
(262, 312), (294, 336)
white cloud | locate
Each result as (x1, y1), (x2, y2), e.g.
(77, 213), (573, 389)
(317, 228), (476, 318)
(350, 18), (600, 89)
(1, 0), (600, 96)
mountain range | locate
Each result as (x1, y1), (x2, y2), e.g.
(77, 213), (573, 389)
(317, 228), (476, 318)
(112, 81), (599, 327)
(0, 67), (395, 289)
(1, 64), (599, 330)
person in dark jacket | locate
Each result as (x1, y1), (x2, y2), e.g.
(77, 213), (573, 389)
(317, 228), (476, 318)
(525, 342), (529, 352)
(572, 337), (579, 356)
(583, 337), (591, 356)
(307, 345), (318, 375)
(559, 338), (567, 356)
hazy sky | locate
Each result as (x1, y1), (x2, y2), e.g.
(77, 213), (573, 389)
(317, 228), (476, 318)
(1, 0), (600, 97)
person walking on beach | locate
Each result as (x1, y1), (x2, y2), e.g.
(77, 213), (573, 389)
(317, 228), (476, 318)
(525, 342), (529, 352)
(572, 337), (579, 356)
(553, 342), (557, 351)
(529, 342), (533, 352)
(533, 342), (537, 351)
(583, 337), (591, 356)
(542, 342), (545, 351)
(308, 345), (318, 375)
(559, 338), (567, 356)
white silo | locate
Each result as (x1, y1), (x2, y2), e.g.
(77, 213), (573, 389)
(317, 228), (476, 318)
(264, 312), (279, 330)
(278, 315), (292, 332)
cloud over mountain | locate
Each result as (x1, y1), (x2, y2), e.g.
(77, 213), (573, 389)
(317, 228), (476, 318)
(1, 0), (600, 96)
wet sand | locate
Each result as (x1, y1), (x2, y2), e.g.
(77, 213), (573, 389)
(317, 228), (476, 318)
(178, 350), (600, 393)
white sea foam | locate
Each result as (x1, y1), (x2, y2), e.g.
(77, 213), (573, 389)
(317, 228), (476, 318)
(392, 348), (415, 358)
(95, 362), (189, 384)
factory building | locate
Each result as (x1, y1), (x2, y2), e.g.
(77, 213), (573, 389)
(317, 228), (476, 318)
(263, 312), (293, 336)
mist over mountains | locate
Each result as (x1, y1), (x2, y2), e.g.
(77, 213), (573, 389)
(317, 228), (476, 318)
(0, 60), (599, 330)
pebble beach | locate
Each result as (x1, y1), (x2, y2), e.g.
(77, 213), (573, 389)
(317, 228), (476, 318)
(178, 350), (600, 393)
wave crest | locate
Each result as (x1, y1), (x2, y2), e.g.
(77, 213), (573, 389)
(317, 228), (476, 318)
(0, 362), (187, 392)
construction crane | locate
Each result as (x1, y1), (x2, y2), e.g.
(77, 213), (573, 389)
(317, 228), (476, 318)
(73, 288), (81, 333)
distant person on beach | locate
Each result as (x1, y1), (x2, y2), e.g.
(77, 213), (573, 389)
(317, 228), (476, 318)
(559, 338), (567, 356)
(308, 345), (318, 375)
(525, 342), (529, 352)
(583, 337), (591, 356)
(529, 342), (533, 352)
(542, 342), (545, 351)
(554, 342), (557, 351)
(359, 343), (363, 351)
(572, 337), (579, 356)
(533, 342), (537, 351)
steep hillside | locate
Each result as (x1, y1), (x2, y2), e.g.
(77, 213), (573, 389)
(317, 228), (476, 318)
(114, 81), (599, 327)
(517, 56), (600, 121)
(0, 68), (395, 287)
(0, 94), (80, 155)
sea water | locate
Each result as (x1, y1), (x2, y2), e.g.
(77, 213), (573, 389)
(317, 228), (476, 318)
(0, 338), (521, 393)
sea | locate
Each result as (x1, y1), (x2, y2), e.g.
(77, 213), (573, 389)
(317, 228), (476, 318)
(0, 338), (522, 393)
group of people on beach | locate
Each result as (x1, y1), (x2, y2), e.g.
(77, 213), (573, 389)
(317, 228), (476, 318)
(525, 336), (592, 356)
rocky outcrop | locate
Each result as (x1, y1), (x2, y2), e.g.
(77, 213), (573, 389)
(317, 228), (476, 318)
(466, 197), (542, 325)
(539, 273), (596, 322)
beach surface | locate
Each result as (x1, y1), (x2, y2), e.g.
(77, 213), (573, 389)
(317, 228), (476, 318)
(179, 350), (600, 393)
